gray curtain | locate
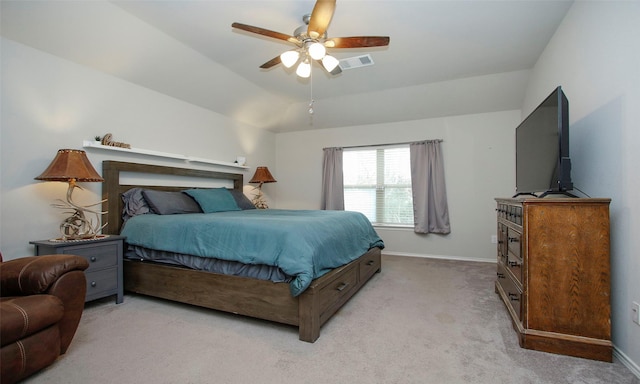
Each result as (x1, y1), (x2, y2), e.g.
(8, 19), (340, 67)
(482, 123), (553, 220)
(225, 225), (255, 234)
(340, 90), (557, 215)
(410, 141), (450, 234)
(321, 147), (344, 210)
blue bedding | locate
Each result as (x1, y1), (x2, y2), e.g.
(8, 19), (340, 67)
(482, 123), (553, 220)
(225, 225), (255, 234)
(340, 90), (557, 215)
(120, 209), (384, 296)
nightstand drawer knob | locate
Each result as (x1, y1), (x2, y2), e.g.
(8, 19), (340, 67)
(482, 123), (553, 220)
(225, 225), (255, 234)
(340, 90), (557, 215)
(90, 256), (97, 262)
(91, 281), (97, 287)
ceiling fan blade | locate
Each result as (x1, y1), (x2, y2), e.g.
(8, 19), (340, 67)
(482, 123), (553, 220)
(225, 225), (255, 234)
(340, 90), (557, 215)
(325, 36), (390, 48)
(260, 56), (282, 69)
(232, 22), (295, 42)
(307, 0), (336, 39)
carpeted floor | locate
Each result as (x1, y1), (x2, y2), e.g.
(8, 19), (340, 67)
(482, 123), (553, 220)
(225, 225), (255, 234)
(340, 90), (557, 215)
(25, 255), (638, 384)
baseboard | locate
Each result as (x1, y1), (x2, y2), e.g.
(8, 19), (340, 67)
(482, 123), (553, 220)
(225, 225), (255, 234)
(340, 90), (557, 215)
(381, 251), (495, 264)
(614, 346), (640, 379)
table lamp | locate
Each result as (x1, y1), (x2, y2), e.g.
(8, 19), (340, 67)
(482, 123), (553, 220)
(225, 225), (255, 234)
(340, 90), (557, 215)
(248, 166), (276, 209)
(35, 149), (107, 240)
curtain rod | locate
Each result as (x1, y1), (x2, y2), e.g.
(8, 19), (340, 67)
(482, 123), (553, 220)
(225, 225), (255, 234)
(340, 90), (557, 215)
(326, 139), (443, 150)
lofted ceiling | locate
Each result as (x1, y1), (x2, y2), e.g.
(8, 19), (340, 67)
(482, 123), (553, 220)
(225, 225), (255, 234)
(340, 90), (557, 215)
(0, 1), (573, 132)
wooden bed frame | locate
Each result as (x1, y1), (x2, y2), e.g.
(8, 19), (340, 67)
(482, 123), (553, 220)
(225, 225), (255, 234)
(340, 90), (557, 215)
(102, 161), (382, 342)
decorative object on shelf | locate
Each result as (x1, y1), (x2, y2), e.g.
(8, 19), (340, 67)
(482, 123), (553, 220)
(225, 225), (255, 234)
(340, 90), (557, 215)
(100, 133), (131, 149)
(35, 149), (107, 240)
(249, 166), (277, 209)
(235, 156), (247, 166)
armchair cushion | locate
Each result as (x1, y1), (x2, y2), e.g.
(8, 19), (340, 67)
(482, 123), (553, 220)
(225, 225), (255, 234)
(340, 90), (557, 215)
(1, 254), (89, 384)
(1, 255), (89, 296)
(0, 295), (64, 347)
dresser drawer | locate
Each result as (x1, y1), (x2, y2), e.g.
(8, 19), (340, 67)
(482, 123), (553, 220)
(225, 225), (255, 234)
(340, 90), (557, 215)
(506, 253), (523, 286)
(85, 267), (118, 300)
(507, 227), (522, 260)
(497, 263), (522, 322)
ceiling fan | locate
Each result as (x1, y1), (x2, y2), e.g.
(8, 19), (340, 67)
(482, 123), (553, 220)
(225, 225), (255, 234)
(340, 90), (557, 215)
(231, 0), (390, 78)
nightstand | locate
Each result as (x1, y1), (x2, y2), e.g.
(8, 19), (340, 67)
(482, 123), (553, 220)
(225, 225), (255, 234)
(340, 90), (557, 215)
(30, 235), (125, 304)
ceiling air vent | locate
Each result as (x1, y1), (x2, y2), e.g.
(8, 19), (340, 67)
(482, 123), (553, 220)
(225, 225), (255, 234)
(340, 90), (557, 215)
(338, 54), (374, 70)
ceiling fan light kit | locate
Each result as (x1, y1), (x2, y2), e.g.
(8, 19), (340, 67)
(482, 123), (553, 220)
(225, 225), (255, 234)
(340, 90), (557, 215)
(296, 58), (312, 78)
(322, 55), (340, 72)
(232, 0), (389, 79)
(280, 50), (300, 68)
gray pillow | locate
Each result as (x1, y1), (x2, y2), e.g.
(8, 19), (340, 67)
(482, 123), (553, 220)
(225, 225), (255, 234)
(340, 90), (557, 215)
(229, 189), (256, 210)
(122, 187), (151, 221)
(142, 190), (202, 215)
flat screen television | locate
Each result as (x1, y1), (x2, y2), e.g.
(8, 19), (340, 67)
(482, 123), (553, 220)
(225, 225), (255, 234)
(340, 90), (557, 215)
(514, 86), (574, 198)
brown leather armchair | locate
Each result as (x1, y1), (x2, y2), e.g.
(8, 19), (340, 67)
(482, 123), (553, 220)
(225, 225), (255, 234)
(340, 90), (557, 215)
(0, 254), (89, 384)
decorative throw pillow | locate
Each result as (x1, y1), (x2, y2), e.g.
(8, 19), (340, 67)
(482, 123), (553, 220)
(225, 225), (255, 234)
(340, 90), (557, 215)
(184, 188), (241, 213)
(142, 190), (202, 215)
(229, 189), (256, 210)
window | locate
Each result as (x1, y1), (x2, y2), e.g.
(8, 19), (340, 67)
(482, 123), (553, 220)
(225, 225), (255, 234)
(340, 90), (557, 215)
(343, 145), (413, 226)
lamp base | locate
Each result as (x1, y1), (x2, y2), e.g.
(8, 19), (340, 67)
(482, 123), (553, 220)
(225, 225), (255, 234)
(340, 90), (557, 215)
(52, 183), (107, 240)
(59, 208), (101, 240)
(251, 186), (269, 209)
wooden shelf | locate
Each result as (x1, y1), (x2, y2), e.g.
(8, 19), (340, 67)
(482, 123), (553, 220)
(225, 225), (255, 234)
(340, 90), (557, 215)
(82, 141), (248, 169)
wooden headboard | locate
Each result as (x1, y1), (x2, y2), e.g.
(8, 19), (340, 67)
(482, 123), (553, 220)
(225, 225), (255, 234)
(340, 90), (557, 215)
(101, 161), (244, 236)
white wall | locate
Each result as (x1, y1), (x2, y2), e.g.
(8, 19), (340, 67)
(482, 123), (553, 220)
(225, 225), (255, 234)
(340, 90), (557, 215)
(0, 38), (275, 260)
(523, 1), (640, 374)
(274, 109), (520, 262)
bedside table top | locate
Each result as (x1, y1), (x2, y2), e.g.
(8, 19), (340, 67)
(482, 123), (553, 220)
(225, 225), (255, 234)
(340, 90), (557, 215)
(30, 235), (125, 247)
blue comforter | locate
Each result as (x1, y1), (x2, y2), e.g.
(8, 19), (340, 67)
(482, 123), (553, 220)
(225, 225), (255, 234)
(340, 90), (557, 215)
(120, 209), (384, 296)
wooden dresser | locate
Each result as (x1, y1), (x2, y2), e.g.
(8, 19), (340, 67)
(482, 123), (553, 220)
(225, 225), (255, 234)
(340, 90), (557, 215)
(494, 198), (612, 362)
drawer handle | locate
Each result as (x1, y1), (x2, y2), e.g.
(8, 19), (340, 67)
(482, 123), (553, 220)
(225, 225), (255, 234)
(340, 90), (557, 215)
(496, 272), (505, 279)
(508, 237), (519, 243)
(91, 281), (97, 287)
(366, 260), (375, 266)
(508, 261), (520, 267)
(336, 282), (349, 292)
(508, 293), (519, 302)
(90, 256), (97, 262)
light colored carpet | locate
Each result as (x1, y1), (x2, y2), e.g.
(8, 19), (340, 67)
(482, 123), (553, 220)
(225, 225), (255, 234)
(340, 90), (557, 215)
(25, 256), (638, 384)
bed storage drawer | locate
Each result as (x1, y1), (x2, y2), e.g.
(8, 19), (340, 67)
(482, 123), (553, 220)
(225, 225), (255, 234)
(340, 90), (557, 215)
(318, 264), (358, 321)
(358, 249), (381, 284)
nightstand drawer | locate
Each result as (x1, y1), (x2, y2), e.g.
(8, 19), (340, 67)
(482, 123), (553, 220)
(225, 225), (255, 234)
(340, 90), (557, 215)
(70, 244), (119, 271)
(86, 268), (118, 300)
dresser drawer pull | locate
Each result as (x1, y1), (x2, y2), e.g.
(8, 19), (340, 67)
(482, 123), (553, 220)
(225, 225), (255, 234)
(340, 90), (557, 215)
(91, 281), (97, 287)
(366, 260), (375, 266)
(508, 293), (520, 302)
(336, 282), (349, 292)
(508, 261), (520, 267)
(90, 256), (97, 262)
(497, 273), (505, 279)
(508, 237), (519, 243)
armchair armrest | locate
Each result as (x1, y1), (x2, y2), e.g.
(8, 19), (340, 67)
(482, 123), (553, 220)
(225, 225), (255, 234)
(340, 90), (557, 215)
(0, 255), (89, 297)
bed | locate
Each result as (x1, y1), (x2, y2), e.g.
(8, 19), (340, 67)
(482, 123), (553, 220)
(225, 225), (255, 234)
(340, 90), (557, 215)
(101, 160), (383, 342)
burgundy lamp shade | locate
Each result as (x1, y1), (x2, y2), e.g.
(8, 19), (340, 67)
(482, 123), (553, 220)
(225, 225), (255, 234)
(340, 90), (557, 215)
(35, 149), (103, 182)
